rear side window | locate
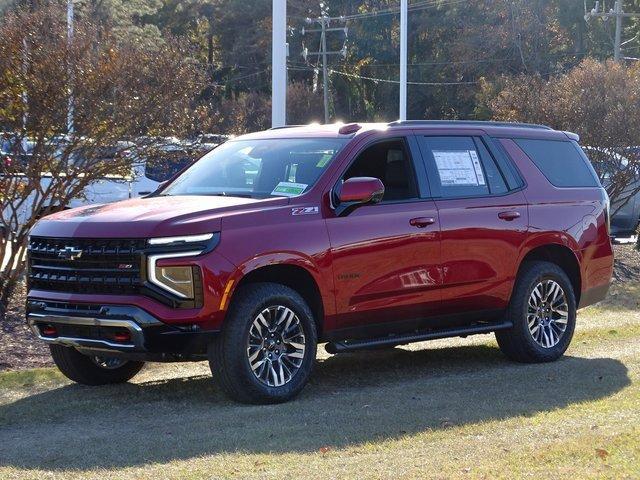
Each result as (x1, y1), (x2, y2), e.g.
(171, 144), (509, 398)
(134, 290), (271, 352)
(514, 139), (599, 187)
(419, 136), (509, 198)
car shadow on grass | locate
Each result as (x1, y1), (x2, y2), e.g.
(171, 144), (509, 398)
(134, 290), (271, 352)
(0, 343), (630, 471)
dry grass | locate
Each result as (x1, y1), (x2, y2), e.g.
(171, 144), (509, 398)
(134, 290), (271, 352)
(0, 287), (639, 479)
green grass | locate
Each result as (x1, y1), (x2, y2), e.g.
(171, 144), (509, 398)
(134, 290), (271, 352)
(0, 293), (639, 479)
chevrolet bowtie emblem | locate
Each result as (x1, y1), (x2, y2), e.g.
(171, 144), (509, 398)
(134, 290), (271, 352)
(57, 246), (83, 260)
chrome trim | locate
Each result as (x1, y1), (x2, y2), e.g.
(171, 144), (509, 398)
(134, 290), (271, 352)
(148, 233), (214, 246)
(147, 250), (202, 299)
(27, 313), (144, 350)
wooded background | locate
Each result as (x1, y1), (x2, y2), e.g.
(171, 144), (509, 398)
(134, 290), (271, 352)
(3, 0), (640, 133)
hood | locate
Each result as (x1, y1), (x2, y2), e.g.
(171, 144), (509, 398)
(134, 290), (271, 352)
(31, 195), (288, 238)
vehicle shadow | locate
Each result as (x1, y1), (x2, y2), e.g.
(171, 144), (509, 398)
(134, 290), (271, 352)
(0, 343), (630, 471)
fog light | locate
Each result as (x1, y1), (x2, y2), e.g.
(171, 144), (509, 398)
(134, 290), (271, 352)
(113, 331), (131, 343)
(42, 325), (57, 336)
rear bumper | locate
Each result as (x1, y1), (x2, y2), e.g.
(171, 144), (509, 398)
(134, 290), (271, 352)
(27, 299), (219, 360)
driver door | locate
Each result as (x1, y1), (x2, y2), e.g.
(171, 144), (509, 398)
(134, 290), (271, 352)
(326, 136), (442, 334)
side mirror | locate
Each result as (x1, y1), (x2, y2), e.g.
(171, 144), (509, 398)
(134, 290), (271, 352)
(334, 177), (385, 216)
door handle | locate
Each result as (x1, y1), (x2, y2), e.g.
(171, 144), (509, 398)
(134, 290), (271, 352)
(410, 217), (436, 228)
(498, 211), (521, 221)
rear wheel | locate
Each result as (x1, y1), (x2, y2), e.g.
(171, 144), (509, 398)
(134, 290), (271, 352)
(496, 261), (576, 363)
(49, 344), (144, 385)
(209, 282), (317, 404)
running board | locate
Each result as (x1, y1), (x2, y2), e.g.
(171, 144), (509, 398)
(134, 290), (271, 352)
(324, 321), (513, 354)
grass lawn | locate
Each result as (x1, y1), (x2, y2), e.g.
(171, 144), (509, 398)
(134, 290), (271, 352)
(0, 283), (638, 479)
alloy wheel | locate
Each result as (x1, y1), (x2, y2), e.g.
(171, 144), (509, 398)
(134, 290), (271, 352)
(246, 305), (306, 387)
(527, 279), (569, 348)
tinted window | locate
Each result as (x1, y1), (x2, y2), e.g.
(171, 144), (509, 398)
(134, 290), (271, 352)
(343, 140), (418, 201)
(420, 136), (508, 198)
(514, 139), (599, 187)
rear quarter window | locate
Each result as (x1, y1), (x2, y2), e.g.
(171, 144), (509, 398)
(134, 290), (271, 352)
(514, 139), (599, 187)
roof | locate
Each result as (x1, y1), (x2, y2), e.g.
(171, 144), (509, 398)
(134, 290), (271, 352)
(231, 121), (576, 142)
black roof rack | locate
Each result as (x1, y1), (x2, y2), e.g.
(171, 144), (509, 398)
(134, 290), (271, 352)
(269, 125), (305, 130)
(387, 120), (552, 130)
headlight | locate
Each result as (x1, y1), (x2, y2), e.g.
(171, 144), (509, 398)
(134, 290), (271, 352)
(148, 251), (202, 299)
(155, 265), (195, 298)
(148, 233), (214, 246)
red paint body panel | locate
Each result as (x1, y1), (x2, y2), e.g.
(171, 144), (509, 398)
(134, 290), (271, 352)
(28, 123), (614, 342)
(435, 191), (529, 313)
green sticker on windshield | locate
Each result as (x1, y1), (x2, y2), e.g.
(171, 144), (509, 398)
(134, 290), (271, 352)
(272, 182), (308, 197)
(316, 154), (333, 167)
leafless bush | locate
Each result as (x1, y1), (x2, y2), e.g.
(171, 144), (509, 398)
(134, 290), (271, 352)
(0, 4), (204, 314)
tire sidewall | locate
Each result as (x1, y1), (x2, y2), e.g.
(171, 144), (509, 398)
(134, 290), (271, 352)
(221, 284), (317, 402)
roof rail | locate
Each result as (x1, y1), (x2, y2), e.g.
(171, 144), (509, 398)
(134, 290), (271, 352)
(387, 120), (552, 130)
(269, 125), (305, 130)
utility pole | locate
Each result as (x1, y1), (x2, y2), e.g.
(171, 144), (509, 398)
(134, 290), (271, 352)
(321, 16), (329, 124)
(614, 0), (623, 62)
(272, 0), (287, 127)
(302, 5), (347, 124)
(399, 0), (407, 121)
(585, 1), (640, 62)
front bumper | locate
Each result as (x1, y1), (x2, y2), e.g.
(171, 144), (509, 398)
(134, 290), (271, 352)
(27, 299), (219, 361)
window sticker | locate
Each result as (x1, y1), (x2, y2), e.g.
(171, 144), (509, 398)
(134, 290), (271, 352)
(468, 150), (486, 185)
(316, 153), (333, 167)
(433, 150), (486, 186)
(272, 181), (308, 197)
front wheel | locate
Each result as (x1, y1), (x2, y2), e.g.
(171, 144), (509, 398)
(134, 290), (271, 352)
(496, 261), (577, 363)
(49, 344), (145, 385)
(209, 282), (317, 404)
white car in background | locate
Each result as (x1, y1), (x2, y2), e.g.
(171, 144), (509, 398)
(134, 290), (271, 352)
(5, 139), (219, 227)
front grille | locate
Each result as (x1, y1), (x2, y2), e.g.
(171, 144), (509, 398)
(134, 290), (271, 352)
(28, 237), (146, 295)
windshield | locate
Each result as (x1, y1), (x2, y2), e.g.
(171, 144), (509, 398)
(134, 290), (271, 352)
(161, 138), (347, 198)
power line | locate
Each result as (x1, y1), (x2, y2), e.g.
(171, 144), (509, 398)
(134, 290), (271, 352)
(329, 68), (477, 85)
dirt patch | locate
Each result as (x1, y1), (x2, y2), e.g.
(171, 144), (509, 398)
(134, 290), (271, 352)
(1, 244), (638, 372)
(613, 244), (640, 282)
(0, 282), (52, 371)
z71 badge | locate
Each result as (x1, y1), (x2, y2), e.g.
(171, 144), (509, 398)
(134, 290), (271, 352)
(291, 206), (319, 216)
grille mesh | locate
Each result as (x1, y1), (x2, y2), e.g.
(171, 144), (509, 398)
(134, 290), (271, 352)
(28, 237), (146, 294)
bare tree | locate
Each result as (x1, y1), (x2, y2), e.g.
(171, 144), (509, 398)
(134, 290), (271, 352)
(0, 4), (204, 315)
(486, 59), (640, 214)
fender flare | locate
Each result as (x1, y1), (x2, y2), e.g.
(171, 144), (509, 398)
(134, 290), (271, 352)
(222, 251), (334, 317)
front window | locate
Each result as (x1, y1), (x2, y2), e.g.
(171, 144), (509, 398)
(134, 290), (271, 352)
(161, 138), (347, 198)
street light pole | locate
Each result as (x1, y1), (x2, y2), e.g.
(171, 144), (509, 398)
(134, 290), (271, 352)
(272, 0), (287, 127)
(399, 0), (407, 121)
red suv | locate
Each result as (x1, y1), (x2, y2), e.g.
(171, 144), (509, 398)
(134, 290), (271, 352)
(27, 121), (614, 403)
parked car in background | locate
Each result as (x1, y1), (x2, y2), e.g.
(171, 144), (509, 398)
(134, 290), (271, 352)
(585, 146), (640, 238)
(27, 121), (613, 404)
(4, 136), (223, 227)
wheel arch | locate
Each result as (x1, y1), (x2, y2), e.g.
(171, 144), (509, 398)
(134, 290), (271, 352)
(517, 243), (582, 304)
(225, 255), (328, 338)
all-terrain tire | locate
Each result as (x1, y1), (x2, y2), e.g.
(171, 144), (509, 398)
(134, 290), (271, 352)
(209, 282), (317, 404)
(49, 344), (145, 385)
(496, 261), (577, 363)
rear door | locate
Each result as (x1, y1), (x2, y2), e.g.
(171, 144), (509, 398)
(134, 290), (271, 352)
(417, 134), (529, 316)
(326, 134), (442, 332)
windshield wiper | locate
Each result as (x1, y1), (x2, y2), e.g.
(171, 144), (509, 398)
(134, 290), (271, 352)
(207, 192), (255, 198)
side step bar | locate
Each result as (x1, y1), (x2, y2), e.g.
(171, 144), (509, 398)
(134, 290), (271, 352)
(325, 321), (513, 354)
